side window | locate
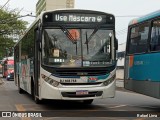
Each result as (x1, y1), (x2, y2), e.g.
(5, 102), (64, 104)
(128, 22), (149, 54)
(150, 19), (160, 51)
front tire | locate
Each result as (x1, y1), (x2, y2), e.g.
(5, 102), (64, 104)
(32, 85), (41, 104)
(18, 85), (25, 94)
(34, 94), (41, 104)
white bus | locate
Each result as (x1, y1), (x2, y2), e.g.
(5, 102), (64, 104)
(14, 9), (118, 104)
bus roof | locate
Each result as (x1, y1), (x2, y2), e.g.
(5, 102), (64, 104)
(40, 8), (114, 15)
(14, 9), (114, 47)
(129, 9), (160, 26)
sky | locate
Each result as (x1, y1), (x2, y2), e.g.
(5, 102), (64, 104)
(1, 0), (160, 44)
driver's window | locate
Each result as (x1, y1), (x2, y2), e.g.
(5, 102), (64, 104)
(150, 19), (160, 51)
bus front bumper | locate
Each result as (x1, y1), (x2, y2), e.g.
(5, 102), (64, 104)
(40, 80), (116, 100)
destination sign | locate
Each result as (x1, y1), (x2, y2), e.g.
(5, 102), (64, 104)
(54, 14), (106, 23)
(42, 12), (108, 23)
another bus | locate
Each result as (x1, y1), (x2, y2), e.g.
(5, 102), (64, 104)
(124, 10), (160, 99)
(1, 57), (14, 78)
(14, 9), (118, 104)
(0, 60), (2, 74)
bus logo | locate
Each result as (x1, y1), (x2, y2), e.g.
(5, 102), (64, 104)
(77, 72), (88, 76)
(88, 77), (98, 82)
(97, 16), (102, 22)
(89, 77), (98, 81)
(129, 56), (134, 67)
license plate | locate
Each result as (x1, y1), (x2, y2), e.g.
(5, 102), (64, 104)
(76, 90), (88, 95)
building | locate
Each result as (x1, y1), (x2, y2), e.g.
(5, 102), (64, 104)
(36, 0), (75, 16)
(117, 42), (126, 68)
(116, 42), (126, 79)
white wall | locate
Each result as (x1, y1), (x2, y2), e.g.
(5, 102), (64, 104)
(117, 42), (126, 67)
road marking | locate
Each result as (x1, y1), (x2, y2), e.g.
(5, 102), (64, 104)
(15, 104), (31, 120)
(0, 78), (4, 85)
(128, 104), (160, 109)
(135, 118), (145, 120)
(108, 104), (127, 109)
(15, 104), (26, 111)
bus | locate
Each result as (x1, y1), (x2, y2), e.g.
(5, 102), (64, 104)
(1, 57), (14, 78)
(14, 9), (118, 104)
(124, 10), (160, 99)
(0, 60), (2, 74)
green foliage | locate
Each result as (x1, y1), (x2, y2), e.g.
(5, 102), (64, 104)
(0, 7), (28, 58)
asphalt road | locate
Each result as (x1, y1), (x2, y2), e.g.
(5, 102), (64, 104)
(0, 78), (160, 120)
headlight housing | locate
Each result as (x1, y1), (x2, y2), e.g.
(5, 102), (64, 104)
(103, 74), (116, 86)
(41, 74), (59, 87)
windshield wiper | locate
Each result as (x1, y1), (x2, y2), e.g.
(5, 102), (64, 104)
(60, 25), (77, 44)
(85, 31), (89, 54)
(84, 26), (99, 44)
(84, 26), (99, 54)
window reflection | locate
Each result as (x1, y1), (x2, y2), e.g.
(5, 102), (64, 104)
(128, 22), (149, 54)
(150, 20), (160, 51)
(42, 28), (113, 67)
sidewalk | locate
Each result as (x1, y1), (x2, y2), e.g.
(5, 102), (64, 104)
(116, 79), (124, 88)
(0, 74), (4, 85)
(116, 69), (124, 80)
(0, 78), (3, 85)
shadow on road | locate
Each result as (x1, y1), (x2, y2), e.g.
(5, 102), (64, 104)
(38, 99), (107, 110)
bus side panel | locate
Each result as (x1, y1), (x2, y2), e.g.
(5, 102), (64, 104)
(19, 59), (32, 94)
(124, 56), (132, 89)
(124, 53), (160, 99)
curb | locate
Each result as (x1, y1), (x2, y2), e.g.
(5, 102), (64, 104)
(0, 78), (4, 85)
(116, 79), (124, 80)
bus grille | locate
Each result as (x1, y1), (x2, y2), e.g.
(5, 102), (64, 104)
(61, 91), (103, 98)
(54, 67), (114, 77)
(42, 64), (115, 77)
(60, 82), (102, 86)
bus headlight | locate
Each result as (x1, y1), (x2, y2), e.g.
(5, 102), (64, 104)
(41, 74), (59, 87)
(52, 80), (59, 87)
(103, 74), (116, 86)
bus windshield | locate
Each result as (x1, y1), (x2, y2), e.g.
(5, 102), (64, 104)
(7, 64), (14, 69)
(42, 27), (114, 67)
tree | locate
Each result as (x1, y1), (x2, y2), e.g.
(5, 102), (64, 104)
(0, 7), (28, 59)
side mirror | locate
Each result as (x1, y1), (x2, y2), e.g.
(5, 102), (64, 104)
(115, 38), (118, 50)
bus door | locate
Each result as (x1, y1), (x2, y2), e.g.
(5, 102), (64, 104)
(124, 55), (132, 90)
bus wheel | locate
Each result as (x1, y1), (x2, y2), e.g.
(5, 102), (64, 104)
(18, 81), (24, 94)
(83, 99), (93, 104)
(34, 95), (41, 104)
(18, 86), (24, 94)
(31, 79), (41, 104)
(33, 87), (41, 104)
